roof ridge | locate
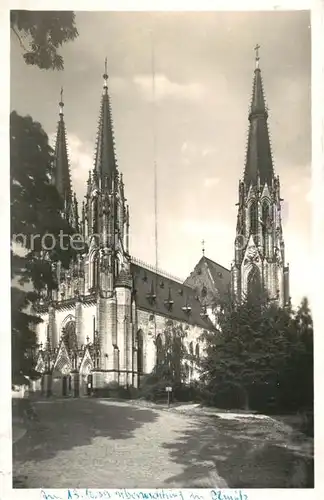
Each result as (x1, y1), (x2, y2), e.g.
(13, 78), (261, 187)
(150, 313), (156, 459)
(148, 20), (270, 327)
(202, 256), (231, 273)
(131, 256), (185, 284)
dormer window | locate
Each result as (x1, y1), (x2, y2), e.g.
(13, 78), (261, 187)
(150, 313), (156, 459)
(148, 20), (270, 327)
(218, 272), (223, 278)
(182, 303), (192, 314)
(146, 281), (156, 304)
(201, 285), (207, 298)
(200, 305), (208, 318)
(197, 268), (202, 275)
(164, 288), (174, 311)
(178, 289), (183, 296)
(160, 280), (164, 289)
(142, 273), (148, 282)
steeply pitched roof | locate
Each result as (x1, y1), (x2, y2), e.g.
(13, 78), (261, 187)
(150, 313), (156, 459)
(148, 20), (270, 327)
(94, 62), (117, 190)
(244, 60), (274, 188)
(184, 256), (231, 305)
(53, 90), (72, 207)
(130, 262), (214, 330)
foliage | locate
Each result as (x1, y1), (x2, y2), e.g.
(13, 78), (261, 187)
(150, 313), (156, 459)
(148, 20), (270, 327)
(139, 322), (193, 402)
(11, 10), (78, 70)
(11, 11), (79, 382)
(199, 291), (313, 417)
(92, 382), (140, 400)
(11, 111), (77, 382)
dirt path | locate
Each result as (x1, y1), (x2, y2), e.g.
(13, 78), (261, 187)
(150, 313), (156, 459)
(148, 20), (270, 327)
(13, 398), (313, 488)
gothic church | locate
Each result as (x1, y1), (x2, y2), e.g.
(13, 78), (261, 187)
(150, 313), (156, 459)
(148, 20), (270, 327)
(35, 50), (290, 396)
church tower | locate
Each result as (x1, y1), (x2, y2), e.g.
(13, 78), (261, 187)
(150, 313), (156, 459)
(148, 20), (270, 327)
(80, 59), (132, 388)
(231, 46), (290, 307)
(53, 88), (79, 230)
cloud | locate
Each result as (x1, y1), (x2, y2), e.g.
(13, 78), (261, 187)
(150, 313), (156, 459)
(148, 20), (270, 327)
(133, 73), (205, 102)
(109, 76), (131, 94)
(204, 177), (220, 188)
(68, 134), (93, 179)
(181, 142), (188, 153)
(202, 148), (215, 157)
(180, 141), (197, 155)
(49, 132), (94, 201)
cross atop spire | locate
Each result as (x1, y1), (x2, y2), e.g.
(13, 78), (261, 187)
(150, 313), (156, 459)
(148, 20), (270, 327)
(201, 239), (205, 256)
(254, 43), (260, 69)
(103, 57), (108, 90)
(59, 86), (64, 116)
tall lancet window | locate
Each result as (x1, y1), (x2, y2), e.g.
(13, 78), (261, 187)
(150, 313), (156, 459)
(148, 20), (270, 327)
(247, 265), (262, 297)
(62, 320), (77, 351)
(156, 334), (163, 367)
(90, 252), (98, 290)
(137, 330), (144, 375)
(249, 200), (258, 235)
(262, 201), (270, 250)
(92, 197), (98, 234)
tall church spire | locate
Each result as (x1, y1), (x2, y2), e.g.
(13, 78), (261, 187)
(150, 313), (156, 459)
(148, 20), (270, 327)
(53, 87), (73, 213)
(94, 58), (117, 189)
(231, 47), (290, 308)
(244, 45), (274, 188)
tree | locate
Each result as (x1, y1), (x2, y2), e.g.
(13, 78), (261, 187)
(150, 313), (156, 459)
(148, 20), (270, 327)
(277, 297), (313, 413)
(139, 322), (191, 402)
(199, 290), (293, 411)
(11, 10), (78, 70)
(11, 11), (79, 383)
(11, 111), (77, 382)
(199, 290), (314, 416)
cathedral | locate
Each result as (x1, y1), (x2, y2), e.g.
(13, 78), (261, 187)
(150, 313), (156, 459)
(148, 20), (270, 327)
(34, 48), (290, 397)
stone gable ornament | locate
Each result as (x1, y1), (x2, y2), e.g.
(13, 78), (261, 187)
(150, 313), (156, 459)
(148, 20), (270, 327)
(244, 245), (259, 265)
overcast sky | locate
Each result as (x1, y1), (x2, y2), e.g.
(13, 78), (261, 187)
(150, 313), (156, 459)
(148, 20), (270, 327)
(10, 10), (311, 307)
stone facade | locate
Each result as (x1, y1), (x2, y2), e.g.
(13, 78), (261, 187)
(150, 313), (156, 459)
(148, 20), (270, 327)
(34, 53), (291, 397)
(34, 69), (214, 394)
(36, 281), (209, 396)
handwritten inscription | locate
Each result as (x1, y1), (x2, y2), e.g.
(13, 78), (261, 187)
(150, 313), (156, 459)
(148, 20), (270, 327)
(211, 491), (248, 500)
(40, 490), (249, 500)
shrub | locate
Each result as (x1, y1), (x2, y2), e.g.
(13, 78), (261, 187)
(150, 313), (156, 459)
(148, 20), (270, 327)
(92, 382), (140, 400)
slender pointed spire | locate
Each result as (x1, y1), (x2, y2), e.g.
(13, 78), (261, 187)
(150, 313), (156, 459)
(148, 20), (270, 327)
(94, 58), (117, 190)
(53, 87), (73, 213)
(244, 45), (274, 188)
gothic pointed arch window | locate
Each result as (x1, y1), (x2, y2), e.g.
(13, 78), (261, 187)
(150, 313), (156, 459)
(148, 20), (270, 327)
(114, 346), (120, 372)
(137, 330), (144, 375)
(92, 196), (98, 234)
(247, 265), (262, 297)
(89, 251), (98, 290)
(195, 343), (200, 359)
(262, 199), (270, 232)
(156, 334), (163, 366)
(249, 199), (258, 235)
(62, 320), (77, 352)
(115, 256), (119, 277)
(189, 341), (194, 378)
